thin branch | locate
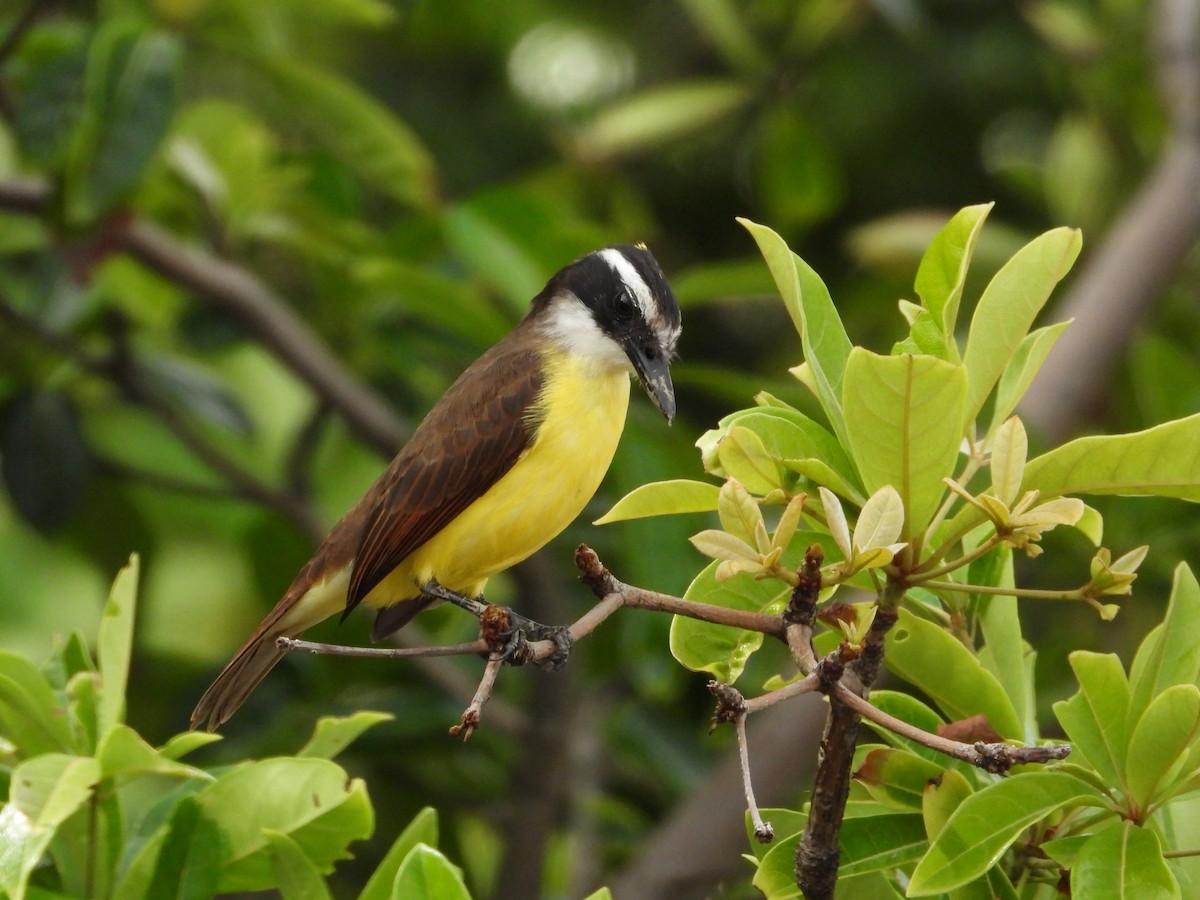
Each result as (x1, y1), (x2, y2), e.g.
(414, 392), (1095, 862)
(279, 636), (488, 658)
(922, 580), (1081, 601)
(833, 683), (1071, 773)
(736, 714), (773, 843)
(574, 544), (786, 636)
(449, 655), (504, 740)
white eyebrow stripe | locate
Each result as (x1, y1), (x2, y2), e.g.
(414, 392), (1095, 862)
(599, 248), (655, 322)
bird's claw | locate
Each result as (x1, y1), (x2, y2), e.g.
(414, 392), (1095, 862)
(484, 608), (571, 669)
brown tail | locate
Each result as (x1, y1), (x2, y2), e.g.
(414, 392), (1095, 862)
(191, 571), (347, 731)
(190, 615), (299, 732)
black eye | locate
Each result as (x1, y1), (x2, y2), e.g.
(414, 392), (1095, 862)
(614, 290), (635, 319)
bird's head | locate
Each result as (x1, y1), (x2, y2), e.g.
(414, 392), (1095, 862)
(533, 243), (681, 423)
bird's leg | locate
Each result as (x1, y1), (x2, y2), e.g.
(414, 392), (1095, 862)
(423, 581), (572, 669)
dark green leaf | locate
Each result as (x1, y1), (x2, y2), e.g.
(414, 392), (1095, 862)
(261, 57), (436, 209)
(0, 391), (93, 532)
(12, 30), (89, 166)
(66, 23), (182, 222)
(144, 796), (226, 900)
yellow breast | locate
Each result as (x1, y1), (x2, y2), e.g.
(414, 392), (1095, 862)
(370, 347), (631, 603)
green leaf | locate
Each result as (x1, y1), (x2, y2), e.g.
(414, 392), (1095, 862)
(261, 58), (436, 209)
(922, 768), (974, 840)
(716, 478), (768, 550)
(1129, 564), (1200, 723)
(908, 771), (1104, 895)
(390, 844), (471, 900)
(65, 24), (182, 222)
(914, 203), (993, 357)
(863, 691), (948, 764)
(739, 219), (853, 445)
(98, 553), (139, 735)
(839, 812), (928, 877)
(744, 807), (808, 861)
(755, 107), (842, 230)
(0, 652), (75, 756)
(0, 754), (102, 900)
(596, 479), (720, 524)
(946, 419), (1200, 542)
(265, 830), (333, 900)
(157, 732), (222, 761)
(355, 258), (510, 348)
(360, 808), (439, 900)
(1040, 833), (1092, 868)
(697, 406), (862, 499)
(572, 80), (751, 163)
(65, 672), (100, 754)
(853, 747), (946, 811)
(677, 0), (769, 76)
(960, 226), (1081, 424)
(894, 305), (951, 360)
(753, 831), (804, 899)
(1023, 414), (1200, 502)
(0, 390), (93, 532)
(96, 724), (206, 780)
(853, 485), (904, 551)
(12, 31), (88, 166)
(115, 795), (224, 900)
(1125, 684), (1200, 809)
(842, 350), (968, 542)
(885, 609), (1022, 740)
(974, 548), (1031, 741)
(581, 889), (614, 900)
(716, 426), (784, 494)
(196, 758), (373, 892)
(988, 321), (1072, 436)
(669, 559), (788, 682)
(297, 711), (392, 760)
(1052, 652), (1130, 791)
(989, 417), (1027, 507)
(1071, 820), (1180, 900)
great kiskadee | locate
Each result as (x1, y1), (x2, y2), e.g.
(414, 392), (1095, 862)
(192, 244), (680, 731)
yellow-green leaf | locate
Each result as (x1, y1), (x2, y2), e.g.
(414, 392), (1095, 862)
(595, 479), (720, 524)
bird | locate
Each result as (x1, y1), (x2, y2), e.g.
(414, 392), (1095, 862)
(191, 244), (681, 731)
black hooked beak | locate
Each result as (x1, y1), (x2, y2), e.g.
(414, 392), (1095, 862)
(625, 336), (676, 424)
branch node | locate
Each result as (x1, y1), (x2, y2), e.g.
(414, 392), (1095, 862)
(784, 544), (824, 626)
(707, 680), (747, 729)
(575, 543), (618, 597)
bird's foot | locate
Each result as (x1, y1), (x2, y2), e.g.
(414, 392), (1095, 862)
(496, 611), (572, 671)
(422, 581), (572, 669)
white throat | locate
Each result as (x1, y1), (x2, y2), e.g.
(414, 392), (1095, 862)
(538, 293), (632, 374)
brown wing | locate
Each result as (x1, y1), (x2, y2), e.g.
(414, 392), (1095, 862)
(344, 334), (544, 614)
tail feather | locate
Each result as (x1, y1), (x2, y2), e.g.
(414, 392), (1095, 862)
(191, 568), (350, 731)
(190, 621), (295, 732)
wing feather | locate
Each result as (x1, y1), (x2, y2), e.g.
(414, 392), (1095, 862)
(344, 338), (544, 613)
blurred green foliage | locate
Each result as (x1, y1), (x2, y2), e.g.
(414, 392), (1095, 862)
(1, 0), (1197, 895)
